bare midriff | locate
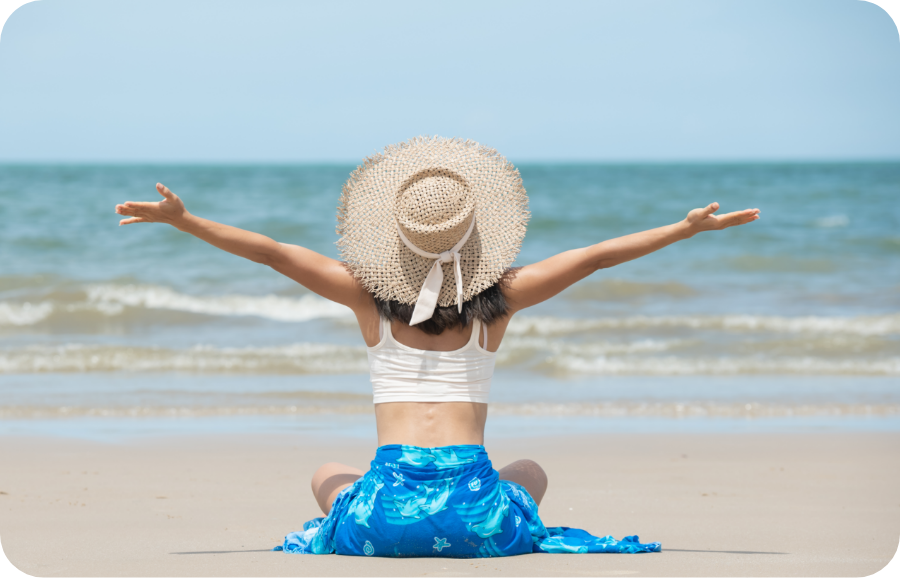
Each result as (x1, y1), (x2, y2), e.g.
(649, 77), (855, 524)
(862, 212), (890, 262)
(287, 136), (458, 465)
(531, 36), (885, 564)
(374, 401), (488, 447)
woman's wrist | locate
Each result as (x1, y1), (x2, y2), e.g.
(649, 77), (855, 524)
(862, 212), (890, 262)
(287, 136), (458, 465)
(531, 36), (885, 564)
(172, 211), (197, 233)
(676, 219), (697, 240)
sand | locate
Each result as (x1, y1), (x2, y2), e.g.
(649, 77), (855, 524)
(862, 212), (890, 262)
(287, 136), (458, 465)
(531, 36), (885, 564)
(1, 430), (898, 577)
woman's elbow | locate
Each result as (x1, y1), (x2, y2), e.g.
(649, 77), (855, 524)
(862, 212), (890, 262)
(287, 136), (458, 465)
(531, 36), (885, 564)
(258, 242), (290, 268)
(254, 249), (280, 267)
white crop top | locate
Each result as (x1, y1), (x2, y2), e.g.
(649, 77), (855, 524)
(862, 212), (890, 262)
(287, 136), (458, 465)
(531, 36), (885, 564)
(366, 317), (497, 404)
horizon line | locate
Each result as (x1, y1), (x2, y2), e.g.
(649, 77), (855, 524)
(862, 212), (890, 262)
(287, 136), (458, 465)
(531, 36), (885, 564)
(1, 157), (899, 166)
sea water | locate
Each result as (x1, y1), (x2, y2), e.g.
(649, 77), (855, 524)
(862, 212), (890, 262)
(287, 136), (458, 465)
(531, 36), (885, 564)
(0, 162), (898, 438)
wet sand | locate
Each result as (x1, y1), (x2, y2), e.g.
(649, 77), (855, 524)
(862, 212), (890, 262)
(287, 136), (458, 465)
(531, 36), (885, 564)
(1, 430), (898, 576)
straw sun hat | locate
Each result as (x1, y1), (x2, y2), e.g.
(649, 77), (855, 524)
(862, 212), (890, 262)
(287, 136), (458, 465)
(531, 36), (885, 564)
(337, 136), (530, 325)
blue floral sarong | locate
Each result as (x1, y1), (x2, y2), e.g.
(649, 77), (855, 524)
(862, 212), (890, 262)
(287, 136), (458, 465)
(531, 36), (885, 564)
(274, 444), (660, 558)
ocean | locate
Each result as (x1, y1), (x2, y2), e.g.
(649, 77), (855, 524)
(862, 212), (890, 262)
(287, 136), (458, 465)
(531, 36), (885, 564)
(1, 162), (898, 439)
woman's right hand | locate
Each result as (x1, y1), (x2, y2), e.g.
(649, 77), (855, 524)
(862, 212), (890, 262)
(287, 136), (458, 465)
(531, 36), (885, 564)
(115, 183), (187, 228)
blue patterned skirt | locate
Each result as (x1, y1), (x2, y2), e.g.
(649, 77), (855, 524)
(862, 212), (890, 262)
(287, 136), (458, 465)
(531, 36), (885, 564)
(274, 444), (661, 558)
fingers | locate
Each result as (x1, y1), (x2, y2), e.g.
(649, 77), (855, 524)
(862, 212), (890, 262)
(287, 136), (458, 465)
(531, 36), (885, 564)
(115, 202), (157, 219)
(702, 202), (720, 218)
(115, 185), (174, 226)
(720, 208), (761, 228)
(115, 204), (134, 217)
(123, 201), (157, 210)
(723, 208), (759, 218)
(689, 204), (760, 233)
(157, 183), (175, 200)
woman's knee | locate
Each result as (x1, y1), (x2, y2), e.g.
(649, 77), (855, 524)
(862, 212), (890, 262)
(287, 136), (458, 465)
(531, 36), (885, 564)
(499, 458), (549, 505)
(516, 458), (548, 489)
(310, 462), (363, 514)
(311, 462), (349, 490)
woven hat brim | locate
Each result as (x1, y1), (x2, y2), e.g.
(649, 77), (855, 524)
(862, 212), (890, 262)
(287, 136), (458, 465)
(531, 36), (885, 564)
(336, 136), (529, 307)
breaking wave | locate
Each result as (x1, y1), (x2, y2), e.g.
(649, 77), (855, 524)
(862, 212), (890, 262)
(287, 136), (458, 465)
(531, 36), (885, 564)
(82, 284), (351, 321)
(2, 282), (898, 340)
(0, 343), (369, 374)
(0, 283), (352, 326)
(0, 301), (54, 326)
(506, 314), (900, 337)
(1, 340), (896, 375)
(545, 355), (900, 376)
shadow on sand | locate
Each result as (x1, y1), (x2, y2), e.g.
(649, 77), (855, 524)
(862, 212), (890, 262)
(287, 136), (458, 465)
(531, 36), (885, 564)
(664, 549), (788, 555)
(170, 550), (274, 555)
(170, 548), (790, 556)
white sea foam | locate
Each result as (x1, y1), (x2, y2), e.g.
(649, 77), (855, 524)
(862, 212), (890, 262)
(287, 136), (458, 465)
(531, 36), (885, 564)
(0, 404), (373, 419)
(0, 343), (369, 374)
(489, 401), (900, 418)
(1, 285), (352, 325)
(4, 282), (898, 337)
(494, 336), (684, 366)
(0, 301), (54, 326)
(814, 214), (849, 228)
(550, 355), (900, 376)
(501, 336), (679, 354)
(2, 401), (897, 420)
(507, 313), (900, 336)
(84, 284), (352, 322)
(1, 340), (895, 376)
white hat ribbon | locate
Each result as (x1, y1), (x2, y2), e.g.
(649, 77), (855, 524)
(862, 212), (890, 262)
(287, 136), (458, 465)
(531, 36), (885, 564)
(396, 216), (476, 325)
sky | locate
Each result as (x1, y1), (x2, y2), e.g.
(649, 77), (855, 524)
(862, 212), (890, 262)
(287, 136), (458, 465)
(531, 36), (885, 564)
(0, 0), (898, 162)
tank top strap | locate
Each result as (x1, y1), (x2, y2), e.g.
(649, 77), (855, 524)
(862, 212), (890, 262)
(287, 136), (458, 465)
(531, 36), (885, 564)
(367, 314), (497, 404)
(468, 317), (483, 347)
(379, 316), (391, 342)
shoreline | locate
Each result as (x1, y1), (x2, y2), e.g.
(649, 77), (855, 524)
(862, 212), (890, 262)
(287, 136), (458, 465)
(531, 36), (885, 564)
(3, 372), (899, 443)
(2, 412), (900, 444)
(1, 431), (898, 576)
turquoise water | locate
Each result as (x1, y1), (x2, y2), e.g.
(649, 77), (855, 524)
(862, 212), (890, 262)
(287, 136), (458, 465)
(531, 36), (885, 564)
(1, 162), (898, 435)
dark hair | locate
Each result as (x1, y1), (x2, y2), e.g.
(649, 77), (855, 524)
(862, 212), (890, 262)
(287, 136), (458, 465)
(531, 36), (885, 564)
(374, 281), (510, 335)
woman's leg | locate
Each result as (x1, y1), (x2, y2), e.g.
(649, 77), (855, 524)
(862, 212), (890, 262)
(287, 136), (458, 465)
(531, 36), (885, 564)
(498, 459), (549, 506)
(311, 462), (364, 515)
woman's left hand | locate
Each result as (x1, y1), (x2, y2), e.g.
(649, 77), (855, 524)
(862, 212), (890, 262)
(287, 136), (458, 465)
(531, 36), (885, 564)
(684, 203), (760, 237)
(115, 183), (188, 228)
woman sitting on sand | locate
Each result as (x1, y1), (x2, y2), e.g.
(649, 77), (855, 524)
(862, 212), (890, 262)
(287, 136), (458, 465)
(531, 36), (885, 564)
(115, 137), (759, 558)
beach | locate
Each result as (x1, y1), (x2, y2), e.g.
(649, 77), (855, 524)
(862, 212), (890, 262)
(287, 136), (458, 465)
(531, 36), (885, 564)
(1, 163), (898, 575)
(2, 0), (900, 570)
(1, 430), (898, 577)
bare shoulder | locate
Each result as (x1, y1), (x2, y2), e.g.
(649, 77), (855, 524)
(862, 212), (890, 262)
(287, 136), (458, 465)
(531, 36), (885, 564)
(494, 251), (593, 319)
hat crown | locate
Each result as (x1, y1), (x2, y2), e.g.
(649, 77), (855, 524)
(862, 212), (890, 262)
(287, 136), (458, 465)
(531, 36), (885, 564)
(396, 168), (475, 255)
(336, 136), (529, 310)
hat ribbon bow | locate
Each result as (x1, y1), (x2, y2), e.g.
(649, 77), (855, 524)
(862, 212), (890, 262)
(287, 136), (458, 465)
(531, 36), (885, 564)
(395, 216), (476, 326)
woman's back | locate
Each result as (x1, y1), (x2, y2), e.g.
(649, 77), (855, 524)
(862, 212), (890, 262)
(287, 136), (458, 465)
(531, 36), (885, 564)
(364, 310), (513, 447)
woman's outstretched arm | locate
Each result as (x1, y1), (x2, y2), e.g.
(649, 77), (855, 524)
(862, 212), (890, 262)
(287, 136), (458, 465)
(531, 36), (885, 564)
(115, 183), (369, 310)
(502, 202), (760, 312)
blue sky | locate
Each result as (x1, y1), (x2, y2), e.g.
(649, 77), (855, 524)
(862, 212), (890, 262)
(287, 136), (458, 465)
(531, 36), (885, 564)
(0, 0), (898, 162)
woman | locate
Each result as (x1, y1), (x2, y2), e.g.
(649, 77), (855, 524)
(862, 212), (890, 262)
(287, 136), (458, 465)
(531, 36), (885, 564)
(115, 137), (759, 558)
